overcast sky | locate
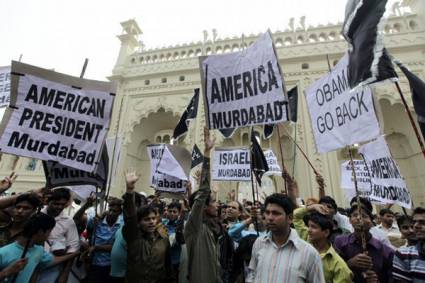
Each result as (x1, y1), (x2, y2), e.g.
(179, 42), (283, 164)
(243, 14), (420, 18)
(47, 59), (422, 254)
(0, 0), (400, 81)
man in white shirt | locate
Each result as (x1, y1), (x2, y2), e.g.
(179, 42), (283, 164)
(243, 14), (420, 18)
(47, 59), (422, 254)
(247, 193), (325, 283)
(38, 187), (80, 283)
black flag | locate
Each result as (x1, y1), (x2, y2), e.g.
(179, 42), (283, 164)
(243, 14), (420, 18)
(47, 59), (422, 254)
(190, 144), (204, 169)
(172, 88), (200, 139)
(396, 61), (425, 140)
(219, 128), (237, 139)
(264, 86), (298, 139)
(250, 132), (269, 186)
(342, 0), (397, 88)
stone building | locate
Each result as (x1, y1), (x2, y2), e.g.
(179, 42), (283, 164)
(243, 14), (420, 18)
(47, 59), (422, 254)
(3, 0), (425, 207)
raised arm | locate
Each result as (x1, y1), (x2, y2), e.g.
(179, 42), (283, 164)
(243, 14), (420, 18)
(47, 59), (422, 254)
(122, 171), (140, 244)
(184, 127), (214, 236)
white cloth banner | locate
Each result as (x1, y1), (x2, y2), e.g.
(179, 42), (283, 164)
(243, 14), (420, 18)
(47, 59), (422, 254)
(359, 136), (412, 208)
(201, 31), (288, 130)
(305, 54), (380, 153)
(212, 148), (251, 181)
(147, 144), (187, 193)
(157, 146), (188, 180)
(0, 66), (10, 108)
(0, 62), (115, 172)
(263, 149), (281, 175)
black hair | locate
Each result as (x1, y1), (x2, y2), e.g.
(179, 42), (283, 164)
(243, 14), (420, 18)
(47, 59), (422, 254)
(319, 196), (338, 211)
(108, 198), (123, 208)
(15, 193), (42, 209)
(379, 208), (394, 217)
(413, 207), (425, 217)
(137, 205), (157, 221)
(245, 201), (253, 206)
(349, 204), (373, 220)
(121, 193), (147, 208)
(189, 190), (211, 209)
(264, 193), (294, 215)
(349, 197), (373, 213)
(396, 214), (412, 228)
(22, 213), (56, 238)
(168, 202), (182, 211)
(304, 212), (333, 237)
(48, 187), (71, 202)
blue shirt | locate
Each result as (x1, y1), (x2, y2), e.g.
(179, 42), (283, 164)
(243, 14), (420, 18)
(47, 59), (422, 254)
(163, 219), (182, 265)
(88, 215), (123, 266)
(0, 242), (53, 283)
(110, 226), (127, 278)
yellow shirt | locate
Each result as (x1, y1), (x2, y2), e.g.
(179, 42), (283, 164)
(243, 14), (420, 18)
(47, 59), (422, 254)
(320, 245), (353, 283)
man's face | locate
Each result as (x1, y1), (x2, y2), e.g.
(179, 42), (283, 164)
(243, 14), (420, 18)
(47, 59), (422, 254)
(381, 213), (394, 226)
(264, 203), (292, 233)
(349, 209), (373, 233)
(399, 221), (415, 242)
(413, 213), (425, 241)
(107, 205), (122, 221)
(13, 201), (36, 223)
(204, 196), (218, 218)
(226, 201), (241, 221)
(140, 212), (157, 234)
(167, 207), (180, 222)
(307, 220), (329, 243)
(33, 229), (53, 245)
(320, 202), (336, 216)
(47, 198), (68, 217)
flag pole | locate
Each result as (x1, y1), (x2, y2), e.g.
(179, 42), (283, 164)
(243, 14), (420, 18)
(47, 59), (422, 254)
(394, 81), (425, 159)
(104, 96), (124, 211)
(80, 58), (89, 79)
(249, 127), (260, 236)
(348, 146), (367, 252)
(275, 125), (288, 194)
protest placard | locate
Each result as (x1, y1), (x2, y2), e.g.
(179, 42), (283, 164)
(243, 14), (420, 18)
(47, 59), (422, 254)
(359, 136), (412, 208)
(0, 61), (116, 172)
(0, 66), (11, 108)
(201, 31), (288, 130)
(340, 160), (371, 190)
(305, 54), (380, 153)
(212, 147), (251, 181)
(147, 144), (189, 193)
(263, 149), (281, 175)
(43, 145), (109, 189)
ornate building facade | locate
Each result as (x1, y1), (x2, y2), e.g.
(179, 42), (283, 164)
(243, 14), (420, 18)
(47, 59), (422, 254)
(3, 0), (425, 207)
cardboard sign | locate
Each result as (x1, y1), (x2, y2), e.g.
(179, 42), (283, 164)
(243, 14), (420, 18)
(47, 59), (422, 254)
(212, 147), (251, 181)
(263, 149), (281, 175)
(359, 136), (412, 208)
(201, 31), (288, 130)
(0, 66), (11, 108)
(0, 61), (116, 172)
(43, 145), (109, 189)
(147, 144), (190, 193)
(305, 54), (380, 153)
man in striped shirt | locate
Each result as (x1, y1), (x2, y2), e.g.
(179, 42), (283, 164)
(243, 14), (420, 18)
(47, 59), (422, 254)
(393, 207), (425, 282)
(246, 193), (325, 283)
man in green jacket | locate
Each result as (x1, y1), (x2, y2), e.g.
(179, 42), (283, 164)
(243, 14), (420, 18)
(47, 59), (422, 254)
(184, 127), (223, 283)
(123, 172), (171, 283)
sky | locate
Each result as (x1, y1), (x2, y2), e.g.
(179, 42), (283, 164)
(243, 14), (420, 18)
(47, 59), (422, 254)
(0, 0), (400, 81)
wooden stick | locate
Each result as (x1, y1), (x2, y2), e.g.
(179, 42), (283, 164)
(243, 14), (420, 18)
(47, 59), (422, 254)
(275, 126), (288, 194)
(249, 127), (259, 236)
(348, 146), (367, 252)
(80, 58), (89, 78)
(394, 81), (425, 159)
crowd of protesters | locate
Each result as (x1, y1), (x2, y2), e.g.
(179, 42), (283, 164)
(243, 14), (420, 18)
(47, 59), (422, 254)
(0, 128), (423, 283)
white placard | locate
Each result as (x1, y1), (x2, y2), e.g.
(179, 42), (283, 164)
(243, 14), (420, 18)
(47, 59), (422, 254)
(340, 160), (371, 190)
(263, 149), (281, 175)
(147, 144), (187, 193)
(359, 136), (412, 208)
(0, 66), (11, 108)
(201, 32), (288, 130)
(305, 54), (380, 153)
(212, 148), (251, 181)
(157, 146), (188, 180)
(0, 62), (115, 172)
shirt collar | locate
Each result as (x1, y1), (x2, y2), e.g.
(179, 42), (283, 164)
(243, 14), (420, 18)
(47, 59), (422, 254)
(348, 232), (382, 250)
(264, 228), (301, 250)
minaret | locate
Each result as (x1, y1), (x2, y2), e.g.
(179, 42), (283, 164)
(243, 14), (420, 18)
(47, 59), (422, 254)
(112, 19), (142, 75)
